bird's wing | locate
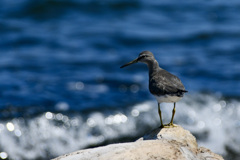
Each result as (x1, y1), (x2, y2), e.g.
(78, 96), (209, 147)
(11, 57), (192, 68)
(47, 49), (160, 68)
(149, 69), (187, 96)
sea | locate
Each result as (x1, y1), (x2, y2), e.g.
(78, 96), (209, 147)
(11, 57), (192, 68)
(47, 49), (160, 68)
(0, 0), (240, 160)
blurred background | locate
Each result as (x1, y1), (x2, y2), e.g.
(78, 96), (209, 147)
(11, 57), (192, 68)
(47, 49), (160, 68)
(0, 0), (240, 159)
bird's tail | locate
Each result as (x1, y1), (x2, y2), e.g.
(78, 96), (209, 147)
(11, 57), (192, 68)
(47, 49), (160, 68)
(176, 89), (188, 97)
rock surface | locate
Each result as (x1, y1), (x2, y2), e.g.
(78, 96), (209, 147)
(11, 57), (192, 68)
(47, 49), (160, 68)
(53, 125), (223, 160)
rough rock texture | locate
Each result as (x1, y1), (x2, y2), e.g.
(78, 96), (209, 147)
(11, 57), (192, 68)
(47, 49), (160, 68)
(53, 125), (223, 160)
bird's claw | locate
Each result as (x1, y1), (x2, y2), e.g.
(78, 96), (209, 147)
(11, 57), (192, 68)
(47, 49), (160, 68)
(160, 123), (177, 128)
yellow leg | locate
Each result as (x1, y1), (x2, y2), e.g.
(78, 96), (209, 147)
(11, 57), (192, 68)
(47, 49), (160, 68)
(169, 103), (176, 125)
(158, 103), (164, 127)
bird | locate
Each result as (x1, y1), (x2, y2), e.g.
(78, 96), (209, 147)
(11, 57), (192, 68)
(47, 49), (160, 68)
(120, 51), (187, 128)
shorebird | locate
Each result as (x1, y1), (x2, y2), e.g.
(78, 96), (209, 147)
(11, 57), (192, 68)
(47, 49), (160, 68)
(120, 51), (187, 127)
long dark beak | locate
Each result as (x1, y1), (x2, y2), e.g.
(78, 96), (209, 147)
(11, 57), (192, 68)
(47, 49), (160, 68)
(120, 58), (138, 68)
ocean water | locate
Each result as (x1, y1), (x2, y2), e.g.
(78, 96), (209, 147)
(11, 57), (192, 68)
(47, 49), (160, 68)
(0, 0), (240, 159)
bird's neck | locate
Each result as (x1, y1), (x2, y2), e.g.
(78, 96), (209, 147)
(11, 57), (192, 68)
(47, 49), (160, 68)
(147, 60), (160, 75)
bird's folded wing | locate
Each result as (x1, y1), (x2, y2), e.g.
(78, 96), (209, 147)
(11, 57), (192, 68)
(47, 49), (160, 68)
(149, 70), (186, 96)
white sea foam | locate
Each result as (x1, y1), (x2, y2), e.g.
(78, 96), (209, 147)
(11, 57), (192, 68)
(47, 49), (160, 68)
(0, 93), (239, 159)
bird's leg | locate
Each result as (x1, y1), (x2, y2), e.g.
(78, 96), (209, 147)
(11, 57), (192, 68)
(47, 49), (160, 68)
(169, 103), (176, 126)
(158, 103), (164, 128)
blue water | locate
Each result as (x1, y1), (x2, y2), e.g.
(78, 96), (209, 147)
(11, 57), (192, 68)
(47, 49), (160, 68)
(0, 0), (240, 159)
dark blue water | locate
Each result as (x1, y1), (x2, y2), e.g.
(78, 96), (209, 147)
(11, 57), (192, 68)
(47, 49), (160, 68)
(0, 0), (240, 159)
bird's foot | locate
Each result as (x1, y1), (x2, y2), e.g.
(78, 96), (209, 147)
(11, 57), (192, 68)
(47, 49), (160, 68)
(161, 123), (177, 128)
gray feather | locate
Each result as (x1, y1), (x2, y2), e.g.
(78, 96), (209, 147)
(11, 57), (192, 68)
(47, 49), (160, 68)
(149, 69), (187, 97)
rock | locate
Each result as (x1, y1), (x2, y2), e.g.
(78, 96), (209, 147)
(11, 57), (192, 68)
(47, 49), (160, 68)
(53, 125), (224, 160)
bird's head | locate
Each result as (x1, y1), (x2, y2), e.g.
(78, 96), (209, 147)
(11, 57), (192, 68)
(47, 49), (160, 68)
(120, 51), (155, 68)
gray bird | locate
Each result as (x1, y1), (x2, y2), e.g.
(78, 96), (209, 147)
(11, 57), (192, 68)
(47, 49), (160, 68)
(120, 51), (187, 127)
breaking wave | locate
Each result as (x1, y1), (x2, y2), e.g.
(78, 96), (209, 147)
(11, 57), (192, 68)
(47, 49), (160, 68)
(0, 93), (239, 160)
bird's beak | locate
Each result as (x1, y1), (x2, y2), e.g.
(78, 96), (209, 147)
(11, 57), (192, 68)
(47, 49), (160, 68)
(120, 58), (138, 68)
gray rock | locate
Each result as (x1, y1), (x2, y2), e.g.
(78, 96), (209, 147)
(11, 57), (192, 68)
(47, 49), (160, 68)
(53, 125), (223, 160)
